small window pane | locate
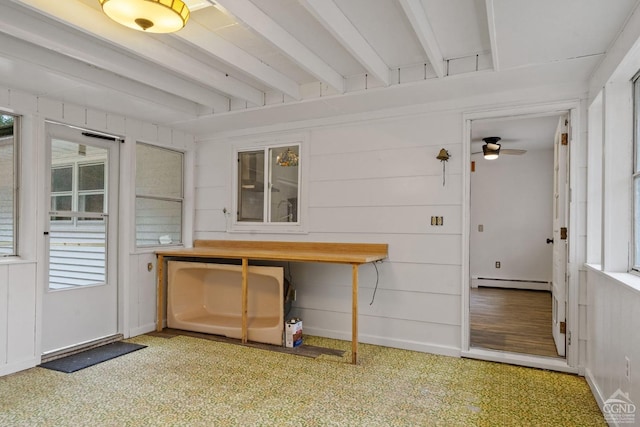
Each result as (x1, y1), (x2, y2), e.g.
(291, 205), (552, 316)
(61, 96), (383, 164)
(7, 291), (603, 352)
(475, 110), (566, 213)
(270, 146), (299, 223)
(238, 150), (264, 222)
(52, 167), (72, 192)
(136, 144), (183, 198)
(79, 164), (104, 191)
(635, 74), (640, 270)
(135, 143), (184, 247)
(51, 195), (72, 221)
(135, 198), (182, 246)
(636, 78), (640, 173)
(0, 114), (16, 255)
(79, 194), (104, 213)
(635, 178), (640, 268)
(51, 195), (72, 211)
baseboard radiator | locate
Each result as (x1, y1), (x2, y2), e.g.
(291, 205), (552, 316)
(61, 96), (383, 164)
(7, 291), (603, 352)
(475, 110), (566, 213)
(471, 277), (551, 291)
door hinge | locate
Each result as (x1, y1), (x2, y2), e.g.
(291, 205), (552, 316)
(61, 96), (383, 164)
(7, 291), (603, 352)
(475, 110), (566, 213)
(560, 321), (566, 334)
(561, 133), (568, 145)
(567, 330), (572, 346)
(560, 227), (568, 240)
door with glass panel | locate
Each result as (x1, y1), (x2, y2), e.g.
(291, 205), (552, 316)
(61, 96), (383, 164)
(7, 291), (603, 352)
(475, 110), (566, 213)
(42, 122), (119, 354)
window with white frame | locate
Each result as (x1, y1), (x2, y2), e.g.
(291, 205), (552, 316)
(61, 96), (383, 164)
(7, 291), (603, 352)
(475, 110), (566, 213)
(235, 143), (301, 226)
(51, 161), (105, 223)
(0, 113), (18, 256)
(633, 71), (640, 270)
(135, 143), (183, 247)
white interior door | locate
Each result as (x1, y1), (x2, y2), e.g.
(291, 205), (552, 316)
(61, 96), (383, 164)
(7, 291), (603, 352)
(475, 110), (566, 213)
(551, 115), (569, 357)
(42, 122), (120, 354)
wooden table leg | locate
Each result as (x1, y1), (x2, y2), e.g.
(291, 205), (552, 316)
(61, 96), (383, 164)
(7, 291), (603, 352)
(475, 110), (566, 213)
(352, 263), (358, 365)
(241, 258), (248, 343)
(156, 255), (164, 332)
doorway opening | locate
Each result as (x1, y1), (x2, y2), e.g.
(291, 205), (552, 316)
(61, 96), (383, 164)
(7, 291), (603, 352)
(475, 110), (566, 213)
(463, 103), (577, 371)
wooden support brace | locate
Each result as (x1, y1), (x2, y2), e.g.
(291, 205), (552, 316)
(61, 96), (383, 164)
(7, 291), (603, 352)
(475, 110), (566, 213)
(241, 258), (249, 343)
(352, 263), (358, 364)
(156, 254), (164, 332)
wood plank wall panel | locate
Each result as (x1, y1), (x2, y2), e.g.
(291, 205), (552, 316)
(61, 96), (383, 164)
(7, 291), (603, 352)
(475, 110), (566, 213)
(292, 262), (460, 295)
(586, 270), (640, 410)
(0, 266), (8, 365)
(6, 263), (36, 363)
(308, 112), (461, 155)
(195, 110), (464, 355)
(194, 142), (228, 233)
(308, 206), (461, 234)
(136, 253), (157, 335)
(295, 284), (460, 325)
(309, 175), (462, 207)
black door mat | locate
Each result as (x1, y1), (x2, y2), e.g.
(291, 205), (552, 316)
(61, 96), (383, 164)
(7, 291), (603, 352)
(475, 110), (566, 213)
(148, 328), (345, 359)
(39, 342), (146, 373)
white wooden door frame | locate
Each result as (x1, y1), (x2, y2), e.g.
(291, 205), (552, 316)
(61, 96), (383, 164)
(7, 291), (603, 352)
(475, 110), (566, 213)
(551, 115), (569, 357)
(461, 101), (581, 373)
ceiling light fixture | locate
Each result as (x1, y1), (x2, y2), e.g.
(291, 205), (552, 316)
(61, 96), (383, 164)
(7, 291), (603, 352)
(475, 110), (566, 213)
(482, 137), (501, 160)
(99, 0), (190, 33)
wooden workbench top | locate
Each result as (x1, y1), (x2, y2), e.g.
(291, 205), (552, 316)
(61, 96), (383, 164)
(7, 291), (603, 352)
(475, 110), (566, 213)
(156, 240), (388, 265)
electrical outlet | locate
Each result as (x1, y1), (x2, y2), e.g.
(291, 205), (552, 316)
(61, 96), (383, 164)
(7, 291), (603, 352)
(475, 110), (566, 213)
(495, 261), (501, 268)
(626, 356), (631, 382)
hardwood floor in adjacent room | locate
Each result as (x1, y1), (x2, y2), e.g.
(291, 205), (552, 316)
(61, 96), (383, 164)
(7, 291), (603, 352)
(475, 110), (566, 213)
(470, 287), (561, 358)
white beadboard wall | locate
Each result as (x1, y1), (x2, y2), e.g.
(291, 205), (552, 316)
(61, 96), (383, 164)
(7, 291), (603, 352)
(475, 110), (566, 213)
(585, 269), (640, 412)
(0, 85), (194, 376)
(128, 252), (158, 337)
(0, 262), (37, 376)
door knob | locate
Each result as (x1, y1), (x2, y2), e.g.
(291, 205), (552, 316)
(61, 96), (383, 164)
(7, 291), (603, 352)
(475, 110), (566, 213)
(546, 238), (554, 244)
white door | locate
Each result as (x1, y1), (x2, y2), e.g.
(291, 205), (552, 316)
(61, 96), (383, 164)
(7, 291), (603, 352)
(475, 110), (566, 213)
(551, 115), (569, 357)
(42, 122), (120, 354)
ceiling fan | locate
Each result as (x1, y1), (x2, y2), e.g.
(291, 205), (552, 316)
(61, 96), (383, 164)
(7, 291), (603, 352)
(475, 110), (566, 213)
(473, 136), (527, 160)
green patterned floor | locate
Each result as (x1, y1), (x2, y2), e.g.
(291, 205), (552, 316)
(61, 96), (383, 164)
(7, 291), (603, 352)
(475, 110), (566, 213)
(0, 334), (605, 426)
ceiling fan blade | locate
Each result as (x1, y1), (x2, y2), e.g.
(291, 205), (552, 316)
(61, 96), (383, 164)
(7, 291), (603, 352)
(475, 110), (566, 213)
(501, 149), (527, 155)
(486, 142), (501, 150)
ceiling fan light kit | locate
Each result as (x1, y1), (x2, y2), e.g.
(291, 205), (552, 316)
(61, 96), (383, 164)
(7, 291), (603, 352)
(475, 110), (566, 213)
(99, 0), (190, 33)
(482, 136), (501, 160)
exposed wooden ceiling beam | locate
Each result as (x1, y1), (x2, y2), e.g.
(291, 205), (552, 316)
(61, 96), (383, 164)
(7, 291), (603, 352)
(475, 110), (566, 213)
(0, 5), (226, 110)
(397, 0), (445, 78)
(213, 0), (345, 93)
(175, 20), (301, 100)
(0, 33), (201, 116)
(8, 0), (265, 106)
(299, 0), (390, 87)
(485, 0), (500, 71)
